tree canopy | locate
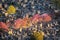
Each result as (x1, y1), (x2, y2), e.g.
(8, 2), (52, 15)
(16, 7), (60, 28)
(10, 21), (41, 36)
(51, 0), (60, 9)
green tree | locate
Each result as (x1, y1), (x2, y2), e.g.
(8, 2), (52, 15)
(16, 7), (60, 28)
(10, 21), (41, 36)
(51, 0), (60, 9)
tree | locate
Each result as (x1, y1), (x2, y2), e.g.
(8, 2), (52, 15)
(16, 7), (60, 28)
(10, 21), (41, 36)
(51, 0), (60, 9)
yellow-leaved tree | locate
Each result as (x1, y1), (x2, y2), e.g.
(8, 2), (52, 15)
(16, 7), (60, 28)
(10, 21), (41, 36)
(7, 5), (16, 14)
(30, 31), (44, 40)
